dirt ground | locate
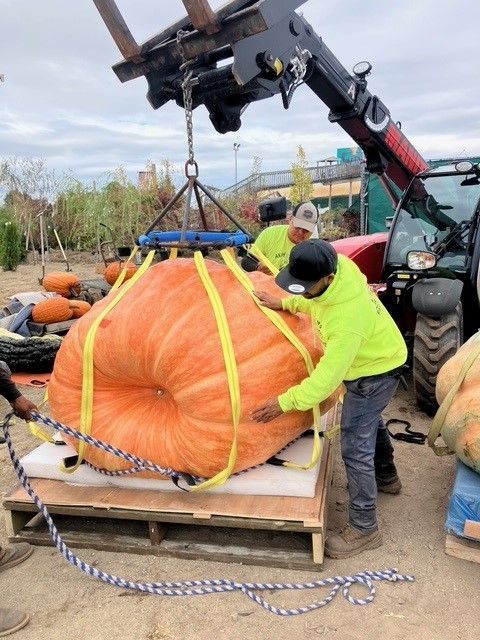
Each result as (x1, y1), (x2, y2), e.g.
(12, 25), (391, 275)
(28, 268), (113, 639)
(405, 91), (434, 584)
(0, 257), (479, 640)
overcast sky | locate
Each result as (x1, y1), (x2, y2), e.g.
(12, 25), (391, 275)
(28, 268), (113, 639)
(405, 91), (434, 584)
(1, 0), (479, 190)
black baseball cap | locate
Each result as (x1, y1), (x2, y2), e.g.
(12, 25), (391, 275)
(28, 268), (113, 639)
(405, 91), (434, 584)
(275, 239), (338, 294)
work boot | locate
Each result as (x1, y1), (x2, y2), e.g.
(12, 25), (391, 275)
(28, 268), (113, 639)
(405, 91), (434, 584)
(376, 474), (402, 494)
(0, 609), (29, 637)
(325, 524), (382, 559)
(0, 543), (33, 573)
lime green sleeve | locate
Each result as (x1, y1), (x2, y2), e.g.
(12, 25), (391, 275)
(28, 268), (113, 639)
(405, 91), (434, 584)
(278, 331), (363, 412)
(281, 296), (313, 315)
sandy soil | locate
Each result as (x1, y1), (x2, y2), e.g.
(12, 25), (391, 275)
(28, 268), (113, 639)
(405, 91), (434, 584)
(0, 258), (479, 640)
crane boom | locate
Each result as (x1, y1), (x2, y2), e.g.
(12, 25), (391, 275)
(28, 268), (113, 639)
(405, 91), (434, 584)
(94, 0), (428, 191)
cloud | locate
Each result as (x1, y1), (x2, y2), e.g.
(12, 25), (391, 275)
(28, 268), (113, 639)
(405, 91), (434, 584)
(0, 0), (479, 190)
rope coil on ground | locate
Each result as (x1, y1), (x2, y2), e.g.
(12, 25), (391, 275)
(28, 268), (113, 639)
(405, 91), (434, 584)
(2, 411), (414, 616)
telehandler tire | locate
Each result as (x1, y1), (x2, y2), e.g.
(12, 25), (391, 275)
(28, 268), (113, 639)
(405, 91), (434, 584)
(413, 304), (463, 416)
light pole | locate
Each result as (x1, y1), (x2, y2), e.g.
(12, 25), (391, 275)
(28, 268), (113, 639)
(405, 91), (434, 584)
(233, 142), (240, 188)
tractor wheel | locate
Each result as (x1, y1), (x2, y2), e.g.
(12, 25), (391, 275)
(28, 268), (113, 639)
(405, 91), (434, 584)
(413, 304), (463, 416)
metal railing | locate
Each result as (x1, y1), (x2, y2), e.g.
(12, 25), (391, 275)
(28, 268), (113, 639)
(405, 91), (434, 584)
(220, 161), (362, 196)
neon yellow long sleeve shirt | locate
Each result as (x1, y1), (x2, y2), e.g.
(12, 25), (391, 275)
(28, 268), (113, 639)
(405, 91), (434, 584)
(277, 255), (407, 413)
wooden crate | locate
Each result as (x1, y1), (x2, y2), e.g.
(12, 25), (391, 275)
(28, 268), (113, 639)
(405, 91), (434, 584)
(3, 432), (337, 570)
(445, 520), (480, 565)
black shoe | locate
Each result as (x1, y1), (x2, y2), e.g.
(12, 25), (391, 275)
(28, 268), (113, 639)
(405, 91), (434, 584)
(376, 475), (402, 494)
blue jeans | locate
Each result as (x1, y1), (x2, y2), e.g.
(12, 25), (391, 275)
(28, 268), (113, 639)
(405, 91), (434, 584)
(341, 373), (399, 534)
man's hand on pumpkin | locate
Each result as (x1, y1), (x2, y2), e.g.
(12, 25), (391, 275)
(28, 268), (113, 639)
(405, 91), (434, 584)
(253, 291), (282, 310)
(251, 398), (283, 423)
(256, 263), (272, 275)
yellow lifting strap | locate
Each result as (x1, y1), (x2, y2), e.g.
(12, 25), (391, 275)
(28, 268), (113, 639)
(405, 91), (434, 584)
(247, 244), (279, 276)
(60, 249), (156, 473)
(428, 331), (480, 456)
(220, 248), (322, 471)
(190, 251), (241, 491)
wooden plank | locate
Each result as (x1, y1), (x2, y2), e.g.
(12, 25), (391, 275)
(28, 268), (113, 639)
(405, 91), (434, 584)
(463, 520), (480, 541)
(445, 533), (480, 564)
(112, 6), (268, 83)
(4, 504), (324, 532)
(311, 532), (324, 564)
(148, 522), (168, 545)
(181, 0), (220, 34)
(92, 0), (144, 62)
(3, 509), (34, 537)
(8, 516), (321, 571)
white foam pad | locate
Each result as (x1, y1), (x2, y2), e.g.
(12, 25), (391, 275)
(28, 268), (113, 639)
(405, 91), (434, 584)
(20, 432), (325, 498)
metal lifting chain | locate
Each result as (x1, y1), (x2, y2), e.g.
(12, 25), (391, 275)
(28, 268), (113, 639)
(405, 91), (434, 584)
(177, 30), (196, 167)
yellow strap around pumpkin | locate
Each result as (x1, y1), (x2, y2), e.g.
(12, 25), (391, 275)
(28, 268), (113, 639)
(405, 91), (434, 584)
(428, 331), (480, 456)
(27, 391), (53, 443)
(60, 250), (156, 473)
(110, 246), (140, 291)
(190, 251), (241, 491)
(220, 248), (322, 471)
(247, 244), (279, 276)
(169, 248), (178, 260)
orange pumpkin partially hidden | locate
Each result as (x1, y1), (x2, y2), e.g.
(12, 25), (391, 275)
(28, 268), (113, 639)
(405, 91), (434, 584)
(32, 297), (74, 324)
(436, 334), (480, 473)
(42, 272), (81, 298)
(69, 300), (92, 318)
(48, 258), (340, 478)
(104, 261), (137, 286)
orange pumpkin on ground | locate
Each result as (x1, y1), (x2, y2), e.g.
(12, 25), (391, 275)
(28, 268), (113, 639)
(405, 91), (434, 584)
(32, 297), (74, 324)
(42, 272), (81, 298)
(69, 300), (92, 318)
(104, 261), (137, 286)
(48, 258), (341, 478)
(436, 333), (480, 473)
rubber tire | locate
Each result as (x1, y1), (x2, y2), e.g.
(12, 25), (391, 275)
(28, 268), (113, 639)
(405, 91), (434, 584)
(413, 304), (463, 416)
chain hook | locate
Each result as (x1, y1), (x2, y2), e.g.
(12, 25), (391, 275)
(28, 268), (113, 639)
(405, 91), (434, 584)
(177, 29), (196, 168)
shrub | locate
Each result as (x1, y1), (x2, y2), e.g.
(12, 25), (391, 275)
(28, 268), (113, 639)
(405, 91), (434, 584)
(0, 219), (23, 271)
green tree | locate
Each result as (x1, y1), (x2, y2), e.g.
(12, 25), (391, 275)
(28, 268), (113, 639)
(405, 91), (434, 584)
(0, 219), (23, 270)
(289, 145), (313, 206)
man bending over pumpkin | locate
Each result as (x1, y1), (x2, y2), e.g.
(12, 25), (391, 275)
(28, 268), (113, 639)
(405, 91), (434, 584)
(252, 239), (407, 559)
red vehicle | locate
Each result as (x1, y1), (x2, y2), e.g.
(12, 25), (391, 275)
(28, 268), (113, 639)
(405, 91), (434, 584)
(94, 0), (480, 413)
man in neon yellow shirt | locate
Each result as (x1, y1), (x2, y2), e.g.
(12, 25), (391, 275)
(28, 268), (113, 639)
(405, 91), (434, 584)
(252, 239), (407, 559)
(242, 202), (318, 273)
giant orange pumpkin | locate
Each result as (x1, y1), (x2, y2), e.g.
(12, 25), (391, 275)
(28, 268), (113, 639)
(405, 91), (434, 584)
(48, 258), (340, 478)
(104, 261), (137, 286)
(42, 272), (81, 298)
(436, 333), (480, 473)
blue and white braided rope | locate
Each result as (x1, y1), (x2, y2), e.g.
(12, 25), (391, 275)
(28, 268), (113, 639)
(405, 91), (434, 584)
(2, 412), (415, 616)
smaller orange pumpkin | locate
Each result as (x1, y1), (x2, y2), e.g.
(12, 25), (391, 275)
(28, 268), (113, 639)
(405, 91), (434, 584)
(104, 261), (137, 286)
(69, 300), (92, 318)
(42, 272), (81, 298)
(32, 297), (74, 324)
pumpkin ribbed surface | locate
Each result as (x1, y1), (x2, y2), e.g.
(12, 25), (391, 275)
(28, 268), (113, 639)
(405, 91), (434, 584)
(48, 258), (340, 478)
(32, 297), (74, 324)
(42, 272), (81, 297)
(69, 300), (92, 318)
(104, 261), (137, 286)
(436, 334), (480, 473)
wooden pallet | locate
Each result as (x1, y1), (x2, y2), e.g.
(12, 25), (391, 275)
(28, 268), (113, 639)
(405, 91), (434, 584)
(3, 435), (337, 570)
(445, 520), (480, 565)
